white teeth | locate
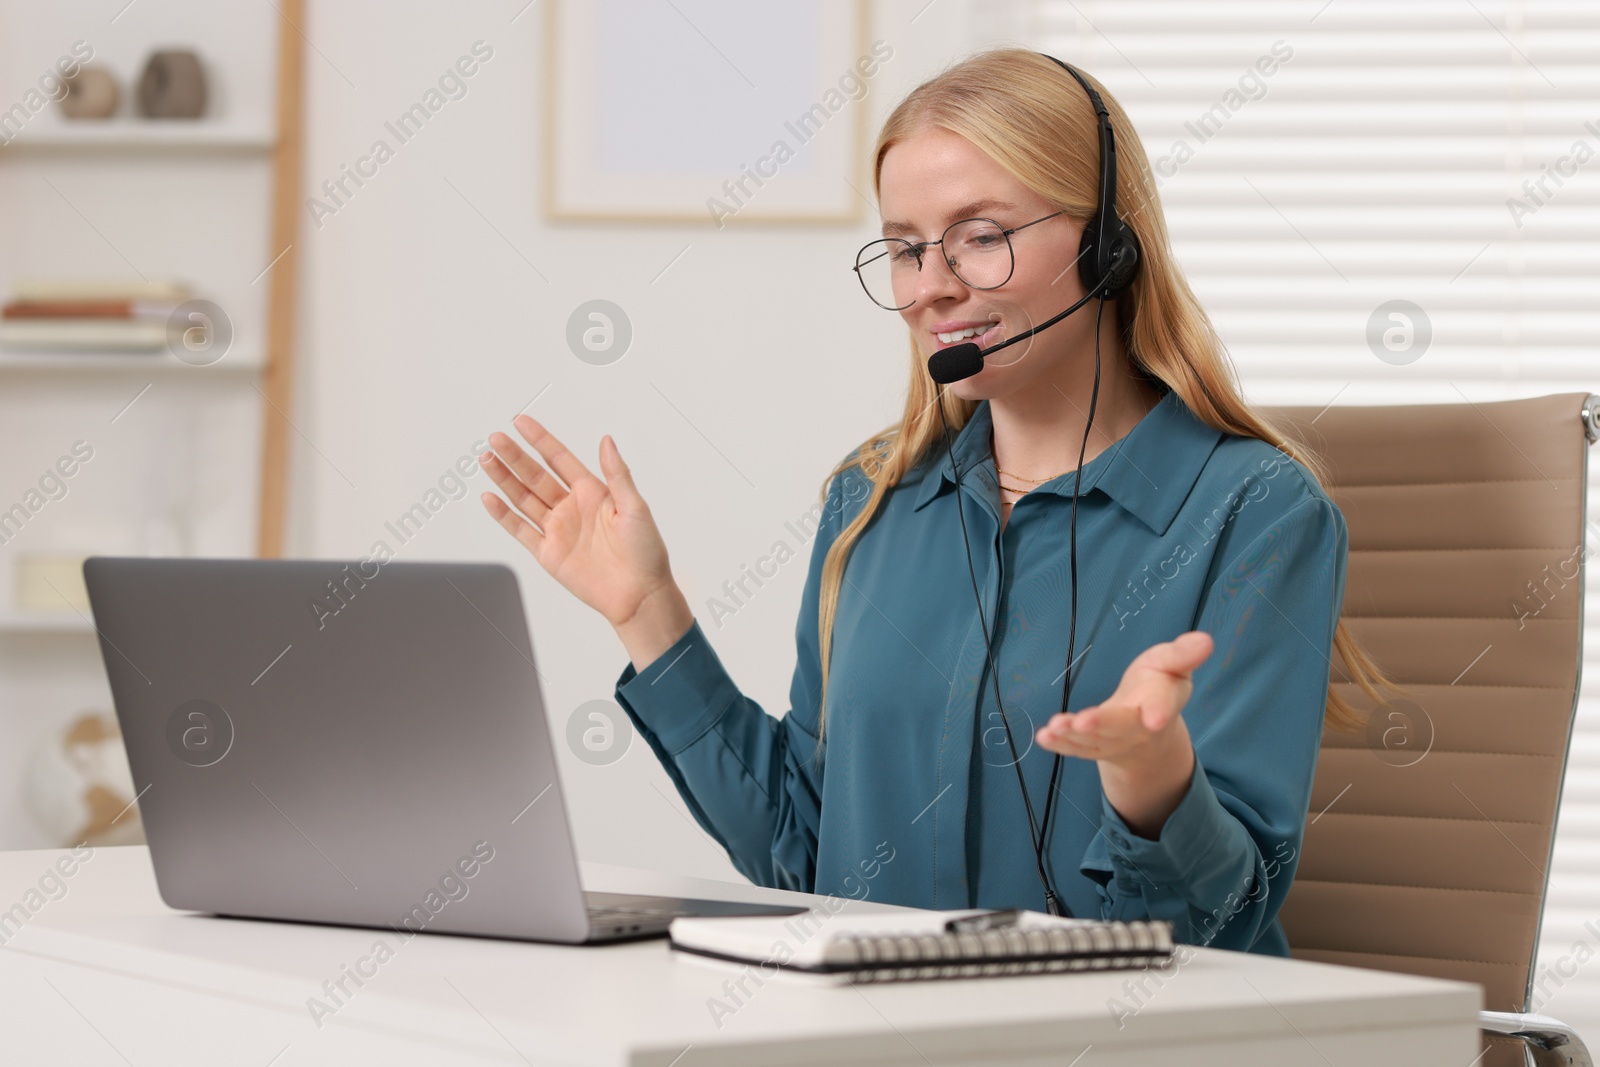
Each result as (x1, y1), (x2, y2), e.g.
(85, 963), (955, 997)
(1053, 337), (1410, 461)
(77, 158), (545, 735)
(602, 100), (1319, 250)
(937, 323), (996, 343)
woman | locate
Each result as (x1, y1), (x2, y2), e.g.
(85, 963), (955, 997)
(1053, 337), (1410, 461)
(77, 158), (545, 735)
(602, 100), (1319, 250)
(477, 49), (1398, 955)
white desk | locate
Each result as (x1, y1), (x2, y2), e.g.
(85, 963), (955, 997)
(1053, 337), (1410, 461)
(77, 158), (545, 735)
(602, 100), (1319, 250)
(0, 846), (1479, 1066)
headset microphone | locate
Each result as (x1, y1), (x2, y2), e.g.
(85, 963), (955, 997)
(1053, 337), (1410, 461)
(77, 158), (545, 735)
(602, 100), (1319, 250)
(926, 343), (985, 387)
(926, 286), (1102, 385)
(927, 55), (1141, 918)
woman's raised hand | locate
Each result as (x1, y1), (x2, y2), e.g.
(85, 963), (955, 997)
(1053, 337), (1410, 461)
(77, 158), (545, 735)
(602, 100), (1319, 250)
(478, 416), (677, 631)
(1035, 631), (1214, 768)
(1034, 631), (1214, 838)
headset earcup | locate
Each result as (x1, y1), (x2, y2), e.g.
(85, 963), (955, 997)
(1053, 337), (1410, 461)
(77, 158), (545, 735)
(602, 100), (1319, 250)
(1078, 215), (1141, 297)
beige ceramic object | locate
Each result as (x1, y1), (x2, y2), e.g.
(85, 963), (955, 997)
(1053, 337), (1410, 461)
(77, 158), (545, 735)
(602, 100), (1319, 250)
(60, 65), (119, 119)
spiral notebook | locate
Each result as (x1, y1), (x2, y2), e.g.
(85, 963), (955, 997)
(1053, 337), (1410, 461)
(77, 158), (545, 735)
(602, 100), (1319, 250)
(668, 907), (1174, 984)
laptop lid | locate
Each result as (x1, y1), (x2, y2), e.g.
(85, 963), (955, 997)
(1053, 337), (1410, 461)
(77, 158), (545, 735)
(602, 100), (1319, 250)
(83, 557), (593, 943)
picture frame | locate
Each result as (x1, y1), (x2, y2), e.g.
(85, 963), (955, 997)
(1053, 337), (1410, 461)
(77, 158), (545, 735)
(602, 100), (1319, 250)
(543, 0), (872, 225)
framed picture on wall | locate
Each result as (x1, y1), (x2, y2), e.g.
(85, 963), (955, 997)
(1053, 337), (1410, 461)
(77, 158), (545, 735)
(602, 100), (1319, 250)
(544, 0), (874, 225)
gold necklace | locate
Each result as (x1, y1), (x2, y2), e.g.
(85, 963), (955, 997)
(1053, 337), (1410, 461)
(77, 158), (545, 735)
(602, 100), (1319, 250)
(995, 465), (1068, 483)
(991, 429), (1072, 495)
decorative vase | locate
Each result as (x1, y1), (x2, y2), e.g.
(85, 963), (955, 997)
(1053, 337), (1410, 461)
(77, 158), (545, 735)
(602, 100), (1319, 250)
(60, 66), (119, 119)
(137, 49), (207, 119)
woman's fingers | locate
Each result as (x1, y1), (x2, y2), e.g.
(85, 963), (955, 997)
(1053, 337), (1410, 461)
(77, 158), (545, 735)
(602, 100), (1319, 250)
(1142, 684), (1189, 731)
(1036, 719), (1112, 759)
(1081, 633), (1212, 731)
(1076, 698), (1171, 739)
(486, 429), (569, 507)
(1135, 631), (1214, 679)
(514, 415), (599, 493)
(598, 434), (645, 513)
(479, 449), (553, 524)
(1124, 632), (1210, 729)
(1045, 703), (1131, 744)
(1040, 688), (1175, 746)
(480, 490), (545, 561)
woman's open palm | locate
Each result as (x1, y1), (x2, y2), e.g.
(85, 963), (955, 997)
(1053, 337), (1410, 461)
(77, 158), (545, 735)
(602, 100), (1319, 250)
(478, 415), (672, 628)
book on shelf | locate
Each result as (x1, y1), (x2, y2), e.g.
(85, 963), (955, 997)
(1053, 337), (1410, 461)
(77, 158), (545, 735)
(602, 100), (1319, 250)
(0, 280), (193, 354)
(668, 907), (1175, 985)
(3, 299), (184, 320)
(0, 319), (168, 352)
(10, 279), (192, 302)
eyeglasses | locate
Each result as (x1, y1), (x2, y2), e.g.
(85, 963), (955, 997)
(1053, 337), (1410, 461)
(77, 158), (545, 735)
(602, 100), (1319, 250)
(852, 211), (1064, 311)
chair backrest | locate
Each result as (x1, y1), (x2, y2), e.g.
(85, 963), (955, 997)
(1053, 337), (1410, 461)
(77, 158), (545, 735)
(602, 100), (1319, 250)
(1268, 391), (1597, 1014)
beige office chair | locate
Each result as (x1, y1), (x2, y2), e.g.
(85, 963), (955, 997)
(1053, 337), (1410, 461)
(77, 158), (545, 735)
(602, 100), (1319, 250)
(1267, 392), (1598, 1067)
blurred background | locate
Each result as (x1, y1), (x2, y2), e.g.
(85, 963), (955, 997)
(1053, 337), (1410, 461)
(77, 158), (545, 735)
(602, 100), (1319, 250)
(0, 0), (1594, 1034)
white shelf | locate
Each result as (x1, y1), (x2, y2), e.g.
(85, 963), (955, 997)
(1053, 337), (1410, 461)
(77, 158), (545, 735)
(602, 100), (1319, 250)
(0, 349), (264, 374)
(0, 612), (93, 635)
(0, 121), (275, 153)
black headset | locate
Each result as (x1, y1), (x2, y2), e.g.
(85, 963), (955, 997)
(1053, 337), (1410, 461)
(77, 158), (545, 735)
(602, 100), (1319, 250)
(934, 54), (1142, 918)
(1041, 54), (1141, 298)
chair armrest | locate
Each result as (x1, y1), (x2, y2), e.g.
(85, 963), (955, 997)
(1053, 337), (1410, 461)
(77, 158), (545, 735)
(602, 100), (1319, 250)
(1480, 1010), (1593, 1067)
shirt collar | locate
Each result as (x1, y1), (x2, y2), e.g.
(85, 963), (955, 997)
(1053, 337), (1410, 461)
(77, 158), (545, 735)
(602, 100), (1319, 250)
(908, 388), (1224, 536)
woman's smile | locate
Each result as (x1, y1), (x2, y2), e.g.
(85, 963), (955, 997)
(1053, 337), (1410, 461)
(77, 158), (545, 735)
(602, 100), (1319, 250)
(929, 317), (1003, 349)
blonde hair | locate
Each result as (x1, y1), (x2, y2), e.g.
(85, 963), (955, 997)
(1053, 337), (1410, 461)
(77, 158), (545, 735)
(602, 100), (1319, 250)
(813, 49), (1402, 741)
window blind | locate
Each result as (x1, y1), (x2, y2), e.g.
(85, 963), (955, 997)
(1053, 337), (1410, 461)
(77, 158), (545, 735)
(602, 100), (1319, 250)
(987, 0), (1600, 1025)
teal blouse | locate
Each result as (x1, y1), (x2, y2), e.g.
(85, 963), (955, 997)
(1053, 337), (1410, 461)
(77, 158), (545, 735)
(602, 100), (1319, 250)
(613, 387), (1348, 955)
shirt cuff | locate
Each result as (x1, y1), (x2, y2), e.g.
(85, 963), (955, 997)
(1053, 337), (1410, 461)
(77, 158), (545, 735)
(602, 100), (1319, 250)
(1096, 756), (1232, 888)
(613, 618), (740, 756)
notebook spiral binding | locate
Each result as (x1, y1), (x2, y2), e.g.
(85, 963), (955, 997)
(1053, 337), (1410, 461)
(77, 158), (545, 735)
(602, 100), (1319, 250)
(830, 919), (1175, 983)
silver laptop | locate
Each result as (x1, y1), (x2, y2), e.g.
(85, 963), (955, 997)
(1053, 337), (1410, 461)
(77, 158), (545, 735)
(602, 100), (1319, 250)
(82, 557), (802, 944)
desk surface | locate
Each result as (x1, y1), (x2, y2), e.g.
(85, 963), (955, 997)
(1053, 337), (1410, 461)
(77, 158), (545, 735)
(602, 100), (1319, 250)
(0, 846), (1480, 1066)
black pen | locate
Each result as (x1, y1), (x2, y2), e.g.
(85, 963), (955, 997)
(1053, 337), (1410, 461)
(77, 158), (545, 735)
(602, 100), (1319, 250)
(944, 908), (1023, 934)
